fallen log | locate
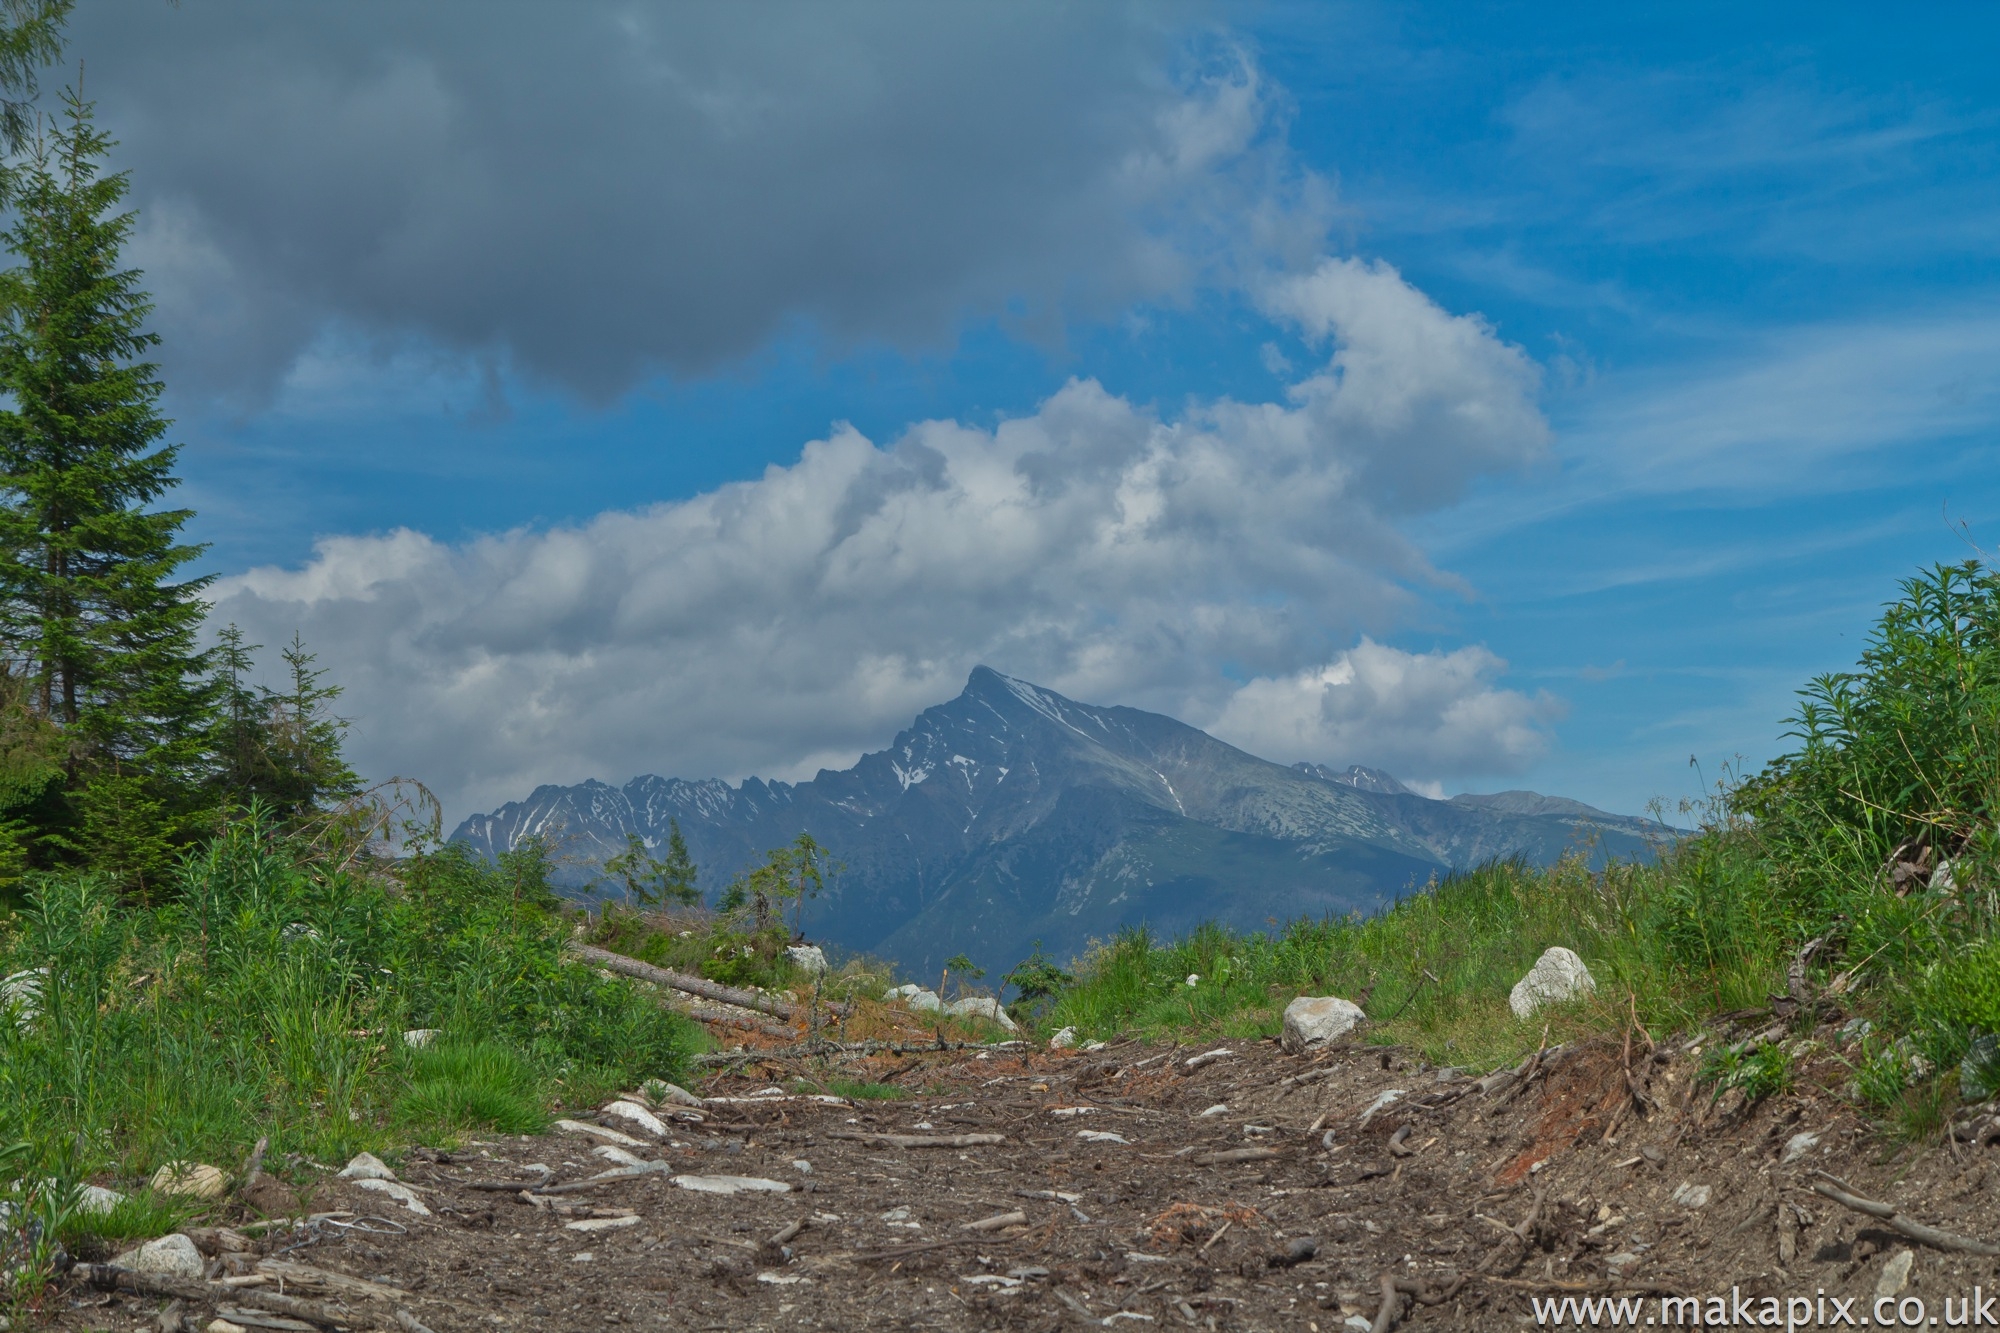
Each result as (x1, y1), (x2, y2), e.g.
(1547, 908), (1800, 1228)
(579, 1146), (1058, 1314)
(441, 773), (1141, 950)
(1811, 1172), (2000, 1256)
(73, 1263), (416, 1331)
(571, 943), (845, 1021)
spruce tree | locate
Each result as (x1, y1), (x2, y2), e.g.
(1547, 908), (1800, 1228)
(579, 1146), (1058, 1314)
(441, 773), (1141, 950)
(0, 88), (214, 885)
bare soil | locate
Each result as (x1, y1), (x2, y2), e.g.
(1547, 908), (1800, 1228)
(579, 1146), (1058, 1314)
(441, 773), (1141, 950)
(50, 1020), (2000, 1331)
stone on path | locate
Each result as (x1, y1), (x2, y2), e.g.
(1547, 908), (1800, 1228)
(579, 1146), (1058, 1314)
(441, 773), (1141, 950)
(601, 1100), (670, 1137)
(337, 1152), (395, 1181)
(785, 945), (828, 976)
(351, 1178), (432, 1215)
(1280, 996), (1365, 1054)
(1876, 1249), (1915, 1299)
(1509, 947), (1596, 1019)
(111, 1233), (205, 1279)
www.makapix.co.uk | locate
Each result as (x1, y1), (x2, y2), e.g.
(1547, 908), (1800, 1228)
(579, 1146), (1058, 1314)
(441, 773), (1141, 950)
(1528, 1286), (2000, 1327)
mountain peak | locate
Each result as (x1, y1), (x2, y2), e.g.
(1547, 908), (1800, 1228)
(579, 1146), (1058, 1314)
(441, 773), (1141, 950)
(1294, 762), (1417, 796)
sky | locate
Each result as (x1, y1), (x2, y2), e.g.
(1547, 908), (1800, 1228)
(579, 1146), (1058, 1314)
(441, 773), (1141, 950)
(50, 1), (2000, 823)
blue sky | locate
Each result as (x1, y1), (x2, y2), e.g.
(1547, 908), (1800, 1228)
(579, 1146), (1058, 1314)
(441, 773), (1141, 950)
(65, 2), (2000, 820)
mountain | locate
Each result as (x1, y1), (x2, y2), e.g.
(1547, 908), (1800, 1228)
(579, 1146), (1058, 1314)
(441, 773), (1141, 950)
(451, 667), (1669, 976)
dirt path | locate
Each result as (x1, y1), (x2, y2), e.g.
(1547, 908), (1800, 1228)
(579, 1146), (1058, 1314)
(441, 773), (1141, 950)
(56, 1028), (2000, 1331)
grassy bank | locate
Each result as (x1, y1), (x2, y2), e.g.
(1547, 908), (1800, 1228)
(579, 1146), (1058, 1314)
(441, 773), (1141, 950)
(1044, 565), (2000, 1135)
(0, 816), (701, 1292)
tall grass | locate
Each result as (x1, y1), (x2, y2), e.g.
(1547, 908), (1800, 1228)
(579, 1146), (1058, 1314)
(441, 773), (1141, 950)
(1049, 828), (1788, 1070)
(0, 816), (701, 1231)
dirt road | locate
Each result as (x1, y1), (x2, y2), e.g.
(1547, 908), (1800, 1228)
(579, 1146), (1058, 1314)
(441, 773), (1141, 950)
(56, 1026), (2000, 1331)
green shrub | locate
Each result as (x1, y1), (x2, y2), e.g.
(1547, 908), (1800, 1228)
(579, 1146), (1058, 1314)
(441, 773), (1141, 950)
(396, 1040), (545, 1135)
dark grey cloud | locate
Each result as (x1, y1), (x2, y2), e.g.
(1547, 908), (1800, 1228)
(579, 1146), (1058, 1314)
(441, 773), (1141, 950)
(68, 0), (1325, 404)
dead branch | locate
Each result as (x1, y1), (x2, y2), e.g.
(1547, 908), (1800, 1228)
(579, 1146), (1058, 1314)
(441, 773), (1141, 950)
(961, 1209), (1028, 1232)
(1810, 1172), (2000, 1256)
(73, 1264), (399, 1329)
(570, 943), (844, 1020)
(1190, 1147), (1283, 1166)
(825, 1130), (1005, 1148)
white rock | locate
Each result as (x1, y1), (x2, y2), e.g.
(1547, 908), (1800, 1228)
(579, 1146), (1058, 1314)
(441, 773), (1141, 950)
(111, 1233), (204, 1279)
(1197, 1104), (1230, 1118)
(76, 1185), (124, 1215)
(565, 1215), (642, 1232)
(944, 996), (1019, 1031)
(792, 1159), (813, 1173)
(0, 967), (44, 1027)
(209, 1321), (249, 1333)
(149, 1162), (229, 1199)
(785, 945), (829, 976)
(1876, 1248), (1915, 1299)
(592, 1145), (650, 1168)
(602, 1100), (671, 1137)
(757, 1271), (812, 1285)
(1048, 1026), (1078, 1050)
(1509, 947), (1597, 1019)
(553, 1118), (645, 1147)
(1345, 1317), (1373, 1332)
(1782, 1131), (1820, 1164)
(904, 988), (943, 1013)
(671, 1174), (791, 1195)
(401, 1029), (441, 1049)
(644, 1080), (703, 1108)
(884, 983), (921, 999)
(1083, 1040), (1106, 1052)
(1357, 1089), (1404, 1127)
(1671, 1182), (1711, 1208)
(1076, 1130), (1128, 1144)
(1280, 995), (1366, 1054)
(337, 1152), (395, 1181)
(350, 1178), (431, 1215)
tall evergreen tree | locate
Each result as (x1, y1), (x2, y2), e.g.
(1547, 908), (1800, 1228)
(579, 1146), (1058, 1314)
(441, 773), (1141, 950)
(0, 87), (213, 885)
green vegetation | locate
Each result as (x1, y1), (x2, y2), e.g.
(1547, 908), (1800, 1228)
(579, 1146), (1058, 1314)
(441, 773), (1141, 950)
(1034, 562), (2000, 1132)
(599, 819), (701, 908)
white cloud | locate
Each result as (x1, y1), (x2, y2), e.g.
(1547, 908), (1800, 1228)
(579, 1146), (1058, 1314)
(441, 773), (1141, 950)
(1204, 639), (1565, 782)
(209, 263), (1551, 817)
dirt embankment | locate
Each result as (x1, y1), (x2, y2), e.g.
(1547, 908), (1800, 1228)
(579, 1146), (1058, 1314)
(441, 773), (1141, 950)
(53, 1021), (2000, 1332)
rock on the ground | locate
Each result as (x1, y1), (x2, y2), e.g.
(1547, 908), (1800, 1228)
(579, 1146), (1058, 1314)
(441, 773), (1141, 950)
(601, 1100), (670, 1137)
(1961, 1033), (2000, 1102)
(1049, 1026), (1078, 1050)
(1876, 1248), (1915, 1298)
(351, 1178), (431, 1215)
(785, 944), (829, 976)
(402, 1028), (441, 1048)
(111, 1233), (205, 1278)
(1508, 946), (1597, 1019)
(76, 1184), (124, 1215)
(0, 966), (43, 1027)
(337, 1152), (395, 1181)
(1671, 1182), (1711, 1208)
(883, 984), (943, 1013)
(943, 996), (1018, 1031)
(553, 1118), (646, 1147)
(1782, 1131), (1821, 1164)
(1280, 995), (1365, 1053)
(149, 1162), (229, 1199)
(645, 1080), (702, 1108)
